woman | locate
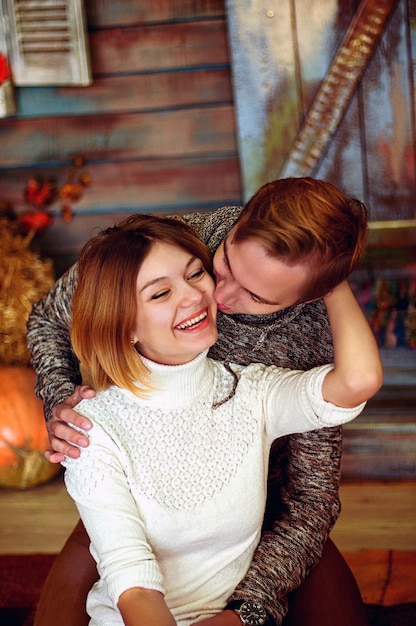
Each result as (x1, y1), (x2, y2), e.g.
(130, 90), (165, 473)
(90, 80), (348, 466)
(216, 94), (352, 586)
(63, 214), (382, 626)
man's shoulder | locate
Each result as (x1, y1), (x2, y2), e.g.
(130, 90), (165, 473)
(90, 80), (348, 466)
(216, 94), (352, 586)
(174, 205), (243, 250)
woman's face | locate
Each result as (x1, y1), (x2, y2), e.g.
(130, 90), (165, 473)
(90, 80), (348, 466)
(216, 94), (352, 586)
(133, 241), (218, 365)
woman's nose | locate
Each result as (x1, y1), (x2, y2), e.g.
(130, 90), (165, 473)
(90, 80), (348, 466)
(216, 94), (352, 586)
(181, 282), (204, 305)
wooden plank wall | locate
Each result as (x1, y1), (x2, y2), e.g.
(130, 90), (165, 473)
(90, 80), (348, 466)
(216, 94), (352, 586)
(0, 0), (242, 276)
(226, 0), (416, 221)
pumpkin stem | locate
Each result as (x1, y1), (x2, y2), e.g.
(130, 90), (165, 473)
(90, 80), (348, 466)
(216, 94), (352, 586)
(0, 439), (59, 490)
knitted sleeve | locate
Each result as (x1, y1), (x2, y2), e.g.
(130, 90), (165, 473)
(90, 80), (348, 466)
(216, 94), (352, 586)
(26, 264), (81, 421)
(62, 405), (164, 604)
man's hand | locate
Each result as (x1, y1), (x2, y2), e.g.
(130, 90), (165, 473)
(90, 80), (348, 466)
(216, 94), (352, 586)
(191, 611), (241, 626)
(45, 385), (96, 463)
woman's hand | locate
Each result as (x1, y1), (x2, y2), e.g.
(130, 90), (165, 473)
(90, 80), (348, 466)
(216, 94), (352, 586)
(44, 385), (96, 462)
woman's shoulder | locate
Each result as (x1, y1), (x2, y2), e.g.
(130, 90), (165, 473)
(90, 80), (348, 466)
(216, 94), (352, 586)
(74, 385), (138, 424)
(210, 359), (281, 402)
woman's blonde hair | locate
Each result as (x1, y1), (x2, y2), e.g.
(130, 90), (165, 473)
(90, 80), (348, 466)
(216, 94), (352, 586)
(234, 177), (368, 302)
(71, 214), (213, 395)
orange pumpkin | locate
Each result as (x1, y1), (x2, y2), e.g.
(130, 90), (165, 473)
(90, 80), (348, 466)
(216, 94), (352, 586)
(0, 366), (61, 489)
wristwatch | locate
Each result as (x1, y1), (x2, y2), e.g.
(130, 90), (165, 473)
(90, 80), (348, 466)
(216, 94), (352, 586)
(231, 600), (268, 625)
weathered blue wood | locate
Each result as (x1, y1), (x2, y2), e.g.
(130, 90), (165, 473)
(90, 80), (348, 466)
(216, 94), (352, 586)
(15, 69), (232, 118)
(226, 0), (416, 221)
(294, 0), (367, 204)
(0, 155), (242, 215)
(85, 0), (225, 28)
(0, 105), (237, 167)
(317, 96), (366, 207)
(362, 1), (415, 220)
(10, 19), (230, 119)
(0, 0), (241, 273)
(89, 20), (228, 75)
(227, 0), (301, 198)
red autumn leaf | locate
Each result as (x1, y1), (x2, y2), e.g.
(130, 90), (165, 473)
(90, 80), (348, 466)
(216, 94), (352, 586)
(24, 178), (56, 208)
(18, 210), (53, 235)
(24, 178), (39, 202)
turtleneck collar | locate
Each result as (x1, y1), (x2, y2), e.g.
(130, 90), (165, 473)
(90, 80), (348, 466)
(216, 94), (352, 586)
(134, 349), (213, 407)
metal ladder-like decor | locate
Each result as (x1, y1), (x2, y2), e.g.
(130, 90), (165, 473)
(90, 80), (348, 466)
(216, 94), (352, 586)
(280, 0), (399, 178)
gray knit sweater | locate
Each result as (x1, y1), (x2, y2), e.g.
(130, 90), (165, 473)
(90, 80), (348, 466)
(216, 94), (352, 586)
(27, 206), (340, 625)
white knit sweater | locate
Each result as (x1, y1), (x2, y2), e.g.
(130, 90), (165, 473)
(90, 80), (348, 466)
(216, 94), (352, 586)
(63, 351), (365, 626)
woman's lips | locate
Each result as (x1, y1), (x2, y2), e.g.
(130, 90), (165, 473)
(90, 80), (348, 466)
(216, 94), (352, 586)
(175, 309), (209, 330)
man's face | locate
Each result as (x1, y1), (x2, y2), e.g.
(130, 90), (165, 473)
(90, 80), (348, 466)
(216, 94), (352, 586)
(212, 228), (310, 315)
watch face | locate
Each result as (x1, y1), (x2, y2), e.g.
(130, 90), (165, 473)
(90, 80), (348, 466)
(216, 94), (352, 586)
(239, 600), (267, 625)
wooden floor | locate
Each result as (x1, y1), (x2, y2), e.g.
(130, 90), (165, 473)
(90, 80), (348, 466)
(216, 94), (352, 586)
(0, 474), (415, 555)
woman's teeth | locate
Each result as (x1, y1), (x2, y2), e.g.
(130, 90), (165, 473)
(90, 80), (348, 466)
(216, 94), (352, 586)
(176, 311), (207, 330)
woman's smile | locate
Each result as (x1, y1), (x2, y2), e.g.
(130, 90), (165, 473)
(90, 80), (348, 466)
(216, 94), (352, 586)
(175, 308), (210, 331)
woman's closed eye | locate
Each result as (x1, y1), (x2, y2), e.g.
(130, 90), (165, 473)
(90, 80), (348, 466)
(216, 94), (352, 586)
(150, 271), (204, 299)
(151, 289), (170, 300)
(188, 268), (206, 281)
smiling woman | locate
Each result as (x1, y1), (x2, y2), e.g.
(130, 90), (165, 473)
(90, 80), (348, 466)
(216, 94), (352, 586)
(132, 241), (218, 366)
(71, 214), (216, 395)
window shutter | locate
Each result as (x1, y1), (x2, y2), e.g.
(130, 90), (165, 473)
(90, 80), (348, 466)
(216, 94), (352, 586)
(2, 0), (91, 85)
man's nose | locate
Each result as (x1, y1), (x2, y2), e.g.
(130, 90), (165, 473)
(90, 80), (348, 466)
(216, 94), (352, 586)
(214, 278), (239, 303)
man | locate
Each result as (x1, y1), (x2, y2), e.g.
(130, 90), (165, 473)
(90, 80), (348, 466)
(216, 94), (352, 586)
(27, 177), (371, 626)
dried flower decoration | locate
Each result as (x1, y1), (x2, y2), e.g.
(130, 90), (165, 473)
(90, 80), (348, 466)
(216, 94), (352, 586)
(0, 157), (90, 365)
(4, 156), (92, 238)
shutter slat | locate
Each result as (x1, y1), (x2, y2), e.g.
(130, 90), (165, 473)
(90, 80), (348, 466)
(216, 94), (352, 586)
(3, 0), (92, 85)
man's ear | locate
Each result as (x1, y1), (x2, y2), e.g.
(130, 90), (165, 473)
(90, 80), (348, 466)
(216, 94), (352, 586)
(320, 291), (333, 300)
(303, 291), (332, 304)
